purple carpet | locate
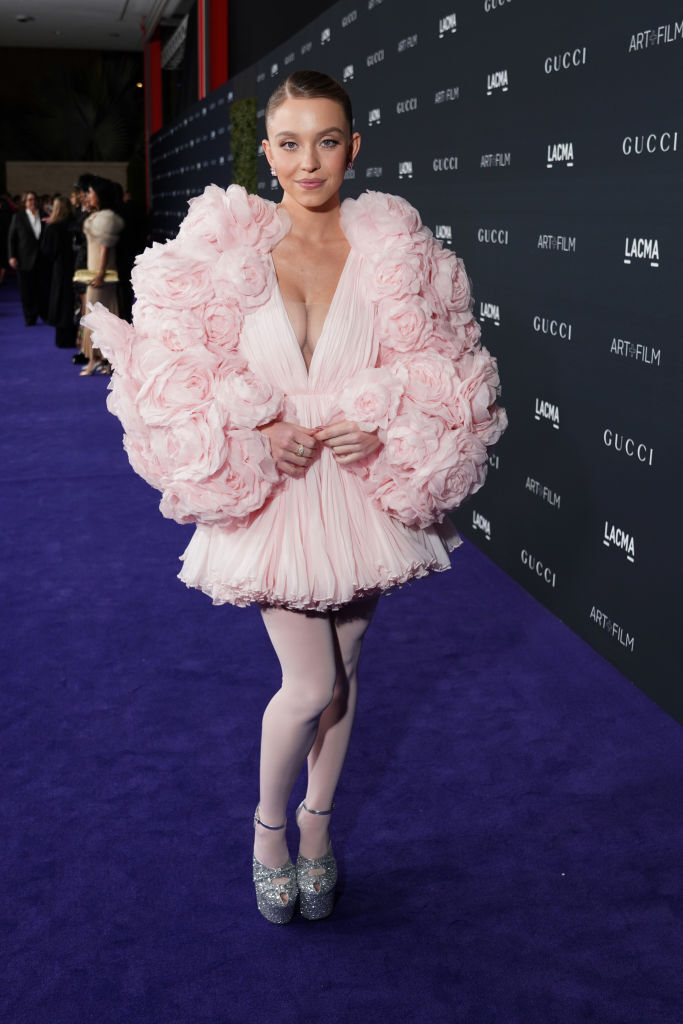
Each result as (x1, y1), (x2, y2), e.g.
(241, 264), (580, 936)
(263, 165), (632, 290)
(1, 279), (681, 1024)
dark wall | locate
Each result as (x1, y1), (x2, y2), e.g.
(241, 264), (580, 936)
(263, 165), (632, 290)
(149, 0), (683, 722)
(0, 47), (144, 191)
(228, 0), (335, 74)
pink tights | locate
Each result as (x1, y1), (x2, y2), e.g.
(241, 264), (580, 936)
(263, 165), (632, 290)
(254, 597), (378, 867)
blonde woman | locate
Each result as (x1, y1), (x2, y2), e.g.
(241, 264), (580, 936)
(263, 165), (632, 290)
(85, 71), (505, 924)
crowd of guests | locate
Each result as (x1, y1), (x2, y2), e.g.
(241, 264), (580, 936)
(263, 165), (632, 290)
(0, 177), (147, 375)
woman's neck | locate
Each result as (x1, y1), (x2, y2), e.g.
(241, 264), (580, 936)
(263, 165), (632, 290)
(280, 196), (343, 244)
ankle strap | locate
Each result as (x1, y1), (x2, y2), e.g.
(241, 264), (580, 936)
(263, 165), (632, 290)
(254, 806), (286, 831)
(301, 800), (335, 816)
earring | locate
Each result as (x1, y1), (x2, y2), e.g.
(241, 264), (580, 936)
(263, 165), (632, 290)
(346, 160), (354, 170)
(270, 166), (277, 177)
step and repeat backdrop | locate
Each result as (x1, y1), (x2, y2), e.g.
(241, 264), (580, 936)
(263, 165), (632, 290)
(149, 0), (682, 720)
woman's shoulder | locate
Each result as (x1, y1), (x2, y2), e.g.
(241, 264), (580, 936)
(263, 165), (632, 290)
(176, 183), (289, 256)
(340, 190), (431, 255)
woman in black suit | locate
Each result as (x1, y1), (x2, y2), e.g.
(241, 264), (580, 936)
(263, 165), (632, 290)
(40, 195), (76, 348)
(8, 190), (46, 325)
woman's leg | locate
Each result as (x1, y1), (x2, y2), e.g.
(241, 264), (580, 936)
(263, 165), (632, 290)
(298, 597), (378, 859)
(256, 607), (338, 869)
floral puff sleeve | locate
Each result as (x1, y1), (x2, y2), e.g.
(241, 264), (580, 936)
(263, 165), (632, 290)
(82, 185), (289, 528)
(338, 191), (507, 530)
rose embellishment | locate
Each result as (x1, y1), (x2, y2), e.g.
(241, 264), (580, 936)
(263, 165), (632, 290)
(337, 367), (404, 434)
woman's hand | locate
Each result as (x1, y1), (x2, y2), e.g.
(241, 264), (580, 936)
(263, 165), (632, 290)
(258, 420), (319, 478)
(315, 420), (382, 464)
(90, 274), (104, 288)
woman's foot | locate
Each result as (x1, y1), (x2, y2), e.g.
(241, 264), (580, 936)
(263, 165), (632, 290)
(252, 806), (298, 924)
(296, 801), (337, 920)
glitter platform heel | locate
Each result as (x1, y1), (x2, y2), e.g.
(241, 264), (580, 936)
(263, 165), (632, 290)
(296, 801), (337, 921)
(252, 806), (298, 924)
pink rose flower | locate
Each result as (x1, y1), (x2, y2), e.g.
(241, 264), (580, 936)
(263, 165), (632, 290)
(379, 409), (445, 472)
(158, 428), (280, 526)
(421, 322), (466, 361)
(376, 296), (431, 354)
(147, 402), (228, 482)
(246, 191), (290, 251)
(455, 349), (507, 445)
(430, 247), (472, 313)
(177, 185), (288, 256)
(106, 372), (146, 437)
(370, 470), (438, 528)
(82, 303), (135, 375)
(337, 367), (404, 434)
(123, 430), (173, 492)
(392, 352), (460, 426)
(203, 298), (244, 351)
(215, 365), (284, 429)
(340, 191), (423, 255)
(132, 243), (215, 309)
(212, 248), (274, 310)
(366, 254), (425, 302)
(136, 346), (221, 427)
(416, 428), (488, 510)
(133, 302), (207, 353)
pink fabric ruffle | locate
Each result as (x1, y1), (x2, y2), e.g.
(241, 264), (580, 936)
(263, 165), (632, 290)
(82, 185), (288, 527)
(339, 190), (507, 528)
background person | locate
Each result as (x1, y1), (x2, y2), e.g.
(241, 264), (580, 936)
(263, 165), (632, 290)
(8, 190), (47, 325)
(79, 176), (124, 376)
(41, 195), (77, 348)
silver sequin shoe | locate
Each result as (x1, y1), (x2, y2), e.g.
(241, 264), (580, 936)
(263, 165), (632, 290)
(296, 801), (337, 921)
(252, 806), (298, 924)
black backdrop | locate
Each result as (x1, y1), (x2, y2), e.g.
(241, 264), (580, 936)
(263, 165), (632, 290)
(149, 0), (682, 721)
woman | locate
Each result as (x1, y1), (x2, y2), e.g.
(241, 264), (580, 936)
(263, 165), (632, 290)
(7, 190), (46, 325)
(40, 195), (77, 348)
(85, 71), (506, 924)
(79, 177), (124, 375)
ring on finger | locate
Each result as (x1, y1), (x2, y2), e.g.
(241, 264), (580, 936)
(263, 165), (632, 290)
(297, 443), (305, 457)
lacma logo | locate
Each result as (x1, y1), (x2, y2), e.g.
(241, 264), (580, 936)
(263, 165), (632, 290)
(365, 166), (383, 178)
(320, 27), (331, 45)
(486, 69), (509, 95)
(623, 237), (659, 267)
(534, 398), (560, 429)
(398, 161), (413, 179)
(439, 12), (457, 37)
(435, 224), (453, 245)
(547, 142), (574, 168)
(479, 301), (500, 326)
(343, 64), (354, 82)
(603, 521), (635, 563)
(270, 62), (278, 77)
(368, 108), (381, 126)
(472, 510), (491, 540)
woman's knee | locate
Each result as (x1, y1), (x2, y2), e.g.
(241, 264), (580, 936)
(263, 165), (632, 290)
(281, 668), (337, 720)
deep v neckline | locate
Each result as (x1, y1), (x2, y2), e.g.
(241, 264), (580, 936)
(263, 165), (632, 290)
(270, 247), (354, 380)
